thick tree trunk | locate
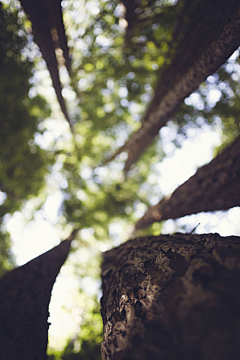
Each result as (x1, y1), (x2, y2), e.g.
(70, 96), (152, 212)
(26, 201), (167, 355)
(135, 136), (240, 230)
(0, 238), (73, 360)
(101, 233), (240, 360)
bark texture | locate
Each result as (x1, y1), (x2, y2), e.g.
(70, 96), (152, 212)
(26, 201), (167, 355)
(105, 0), (240, 175)
(0, 239), (72, 360)
(101, 233), (240, 360)
(135, 136), (240, 230)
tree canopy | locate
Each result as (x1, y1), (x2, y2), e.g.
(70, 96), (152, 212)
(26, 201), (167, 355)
(0, 2), (51, 275)
(1, 0), (240, 358)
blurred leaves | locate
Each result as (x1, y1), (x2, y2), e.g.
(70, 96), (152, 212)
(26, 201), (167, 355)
(0, 3), (51, 271)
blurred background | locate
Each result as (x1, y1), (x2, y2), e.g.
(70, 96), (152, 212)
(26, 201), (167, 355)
(0, 0), (240, 358)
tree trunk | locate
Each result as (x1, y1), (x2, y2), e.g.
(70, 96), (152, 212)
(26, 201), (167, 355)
(20, 0), (72, 129)
(0, 238), (73, 360)
(135, 136), (240, 230)
(105, 0), (240, 174)
(101, 233), (240, 360)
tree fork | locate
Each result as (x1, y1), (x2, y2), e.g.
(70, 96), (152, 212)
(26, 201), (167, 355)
(101, 233), (240, 360)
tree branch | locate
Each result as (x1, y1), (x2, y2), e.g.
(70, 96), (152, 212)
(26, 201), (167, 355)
(135, 136), (240, 230)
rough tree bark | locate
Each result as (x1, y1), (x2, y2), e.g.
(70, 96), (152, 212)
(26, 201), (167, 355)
(101, 233), (240, 360)
(105, 0), (240, 175)
(0, 236), (74, 360)
(135, 135), (240, 230)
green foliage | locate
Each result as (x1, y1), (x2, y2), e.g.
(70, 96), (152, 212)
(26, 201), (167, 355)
(49, 339), (101, 360)
(0, 228), (15, 276)
(58, 0), (240, 242)
(0, 3), (51, 270)
(55, 0), (178, 239)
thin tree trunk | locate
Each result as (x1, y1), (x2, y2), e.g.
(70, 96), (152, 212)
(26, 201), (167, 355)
(0, 237), (74, 360)
(135, 136), (240, 230)
(20, 0), (72, 130)
(46, 0), (72, 75)
(101, 233), (240, 360)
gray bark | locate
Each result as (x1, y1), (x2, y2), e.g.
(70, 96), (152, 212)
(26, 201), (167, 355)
(0, 238), (73, 360)
(101, 233), (240, 360)
(135, 136), (240, 230)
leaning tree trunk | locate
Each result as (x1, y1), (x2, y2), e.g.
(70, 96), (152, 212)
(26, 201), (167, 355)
(0, 236), (74, 360)
(135, 135), (240, 230)
(104, 1), (240, 174)
(101, 233), (240, 360)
